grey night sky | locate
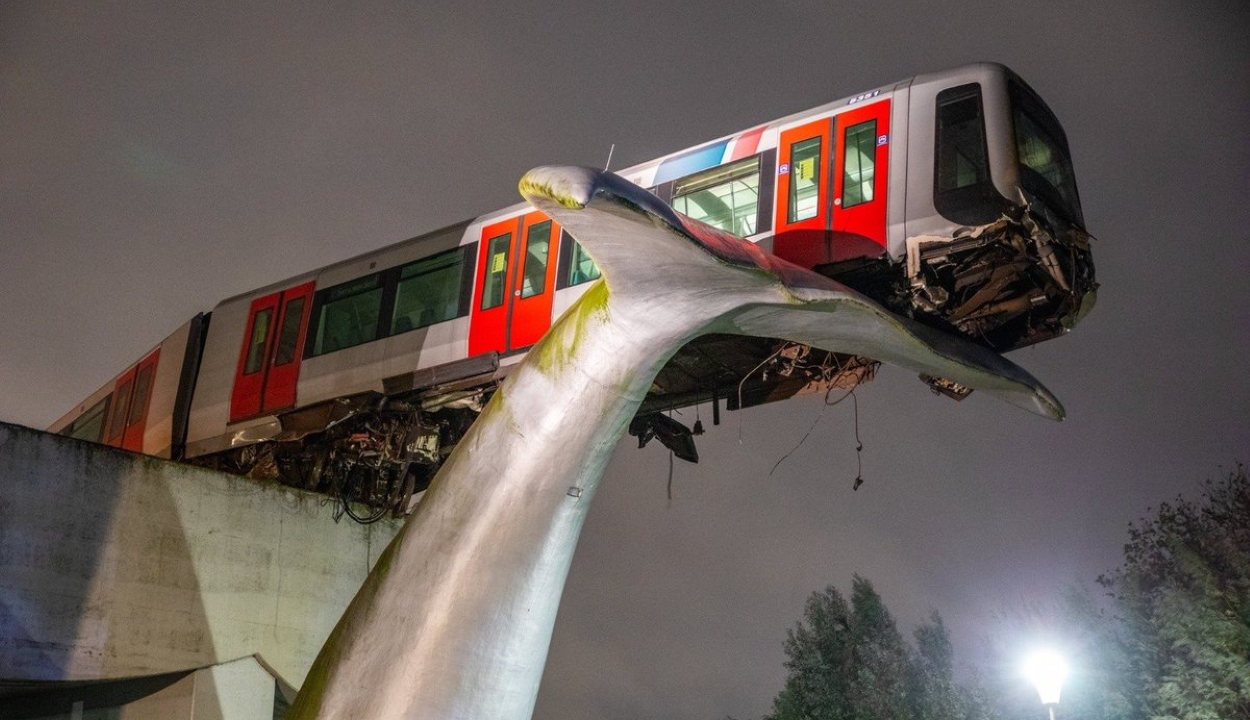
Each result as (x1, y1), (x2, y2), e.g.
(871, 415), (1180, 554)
(1, 2), (1247, 718)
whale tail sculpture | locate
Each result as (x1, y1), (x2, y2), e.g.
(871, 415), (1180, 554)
(289, 168), (1061, 719)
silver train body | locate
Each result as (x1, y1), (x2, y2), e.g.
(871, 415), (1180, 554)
(50, 63), (1095, 511)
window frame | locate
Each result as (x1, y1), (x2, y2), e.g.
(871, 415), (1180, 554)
(127, 362), (156, 427)
(272, 295), (306, 367)
(840, 119), (877, 209)
(1008, 78), (1084, 227)
(106, 378), (133, 444)
(671, 155), (765, 237)
(480, 232), (512, 311)
(556, 229), (601, 290)
(787, 136), (824, 223)
(67, 396), (110, 443)
(390, 245), (474, 335)
(933, 82), (1004, 226)
(519, 220), (553, 299)
(243, 307), (273, 375)
(308, 272), (385, 357)
(305, 243), (478, 358)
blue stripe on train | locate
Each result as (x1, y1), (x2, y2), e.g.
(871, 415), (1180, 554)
(652, 140), (730, 185)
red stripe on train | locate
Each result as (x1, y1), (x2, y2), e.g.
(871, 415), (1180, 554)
(729, 126), (765, 161)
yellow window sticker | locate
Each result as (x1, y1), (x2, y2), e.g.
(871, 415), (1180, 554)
(797, 157), (816, 181)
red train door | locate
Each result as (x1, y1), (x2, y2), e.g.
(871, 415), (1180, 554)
(469, 217), (521, 356)
(831, 99), (891, 259)
(773, 117), (833, 269)
(262, 283), (314, 413)
(121, 350), (160, 451)
(229, 281), (315, 423)
(100, 349), (160, 451)
(508, 213), (561, 349)
(469, 212), (561, 355)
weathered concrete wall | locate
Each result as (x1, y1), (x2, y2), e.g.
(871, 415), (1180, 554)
(0, 422), (401, 688)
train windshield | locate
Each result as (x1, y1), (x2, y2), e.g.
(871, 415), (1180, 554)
(1010, 80), (1083, 226)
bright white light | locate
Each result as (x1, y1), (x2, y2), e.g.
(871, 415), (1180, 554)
(1023, 648), (1069, 705)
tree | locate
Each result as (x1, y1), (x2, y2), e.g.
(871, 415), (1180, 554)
(913, 613), (990, 720)
(769, 583), (855, 720)
(1097, 463), (1250, 719)
(768, 576), (986, 720)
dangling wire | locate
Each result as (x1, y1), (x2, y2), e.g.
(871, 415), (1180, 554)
(769, 383), (856, 476)
(737, 344), (788, 442)
(850, 390), (865, 491)
(769, 409), (824, 476)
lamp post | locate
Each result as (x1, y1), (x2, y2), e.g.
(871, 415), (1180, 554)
(1023, 649), (1068, 720)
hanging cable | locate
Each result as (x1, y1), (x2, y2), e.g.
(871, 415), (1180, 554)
(769, 381), (857, 476)
(851, 390), (865, 491)
(737, 344), (788, 442)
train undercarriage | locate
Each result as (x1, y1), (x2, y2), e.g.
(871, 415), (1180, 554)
(194, 338), (879, 522)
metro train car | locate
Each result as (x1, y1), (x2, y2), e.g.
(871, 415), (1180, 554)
(50, 62), (1096, 518)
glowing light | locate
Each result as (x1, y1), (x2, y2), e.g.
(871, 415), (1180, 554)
(1023, 648), (1069, 705)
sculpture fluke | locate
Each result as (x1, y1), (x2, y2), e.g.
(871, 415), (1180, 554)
(520, 166), (1062, 420)
(290, 168), (1061, 720)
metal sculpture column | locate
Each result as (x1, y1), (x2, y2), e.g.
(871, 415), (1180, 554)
(289, 167), (1061, 719)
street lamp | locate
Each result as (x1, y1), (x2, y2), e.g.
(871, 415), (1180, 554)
(1023, 648), (1068, 720)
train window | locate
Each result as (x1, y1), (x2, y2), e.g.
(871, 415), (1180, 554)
(520, 221), (552, 298)
(273, 296), (306, 365)
(934, 83), (1001, 225)
(841, 120), (877, 208)
(936, 86), (988, 192)
(788, 137), (822, 222)
(107, 378), (132, 442)
(67, 396), (109, 442)
(1009, 80), (1083, 226)
(312, 274), (383, 355)
(392, 247), (467, 333)
(127, 363), (155, 426)
(243, 308), (272, 374)
(671, 156), (762, 236)
(567, 239), (601, 286)
(481, 233), (511, 310)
